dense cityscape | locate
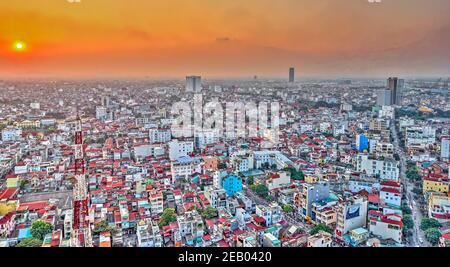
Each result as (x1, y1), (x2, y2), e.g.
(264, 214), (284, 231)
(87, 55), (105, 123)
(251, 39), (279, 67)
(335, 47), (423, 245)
(1, 74), (449, 247)
(1, 1), (450, 256)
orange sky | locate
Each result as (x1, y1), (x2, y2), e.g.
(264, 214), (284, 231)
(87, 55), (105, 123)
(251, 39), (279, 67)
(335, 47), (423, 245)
(1, 0), (449, 78)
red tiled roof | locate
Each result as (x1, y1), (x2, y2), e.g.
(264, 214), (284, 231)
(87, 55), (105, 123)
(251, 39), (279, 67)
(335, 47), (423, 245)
(0, 188), (19, 200)
(380, 217), (403, 228)
(169, 222), (178, 229)
(369, 210), (383, 216)
(431, 213), (448, 219)
(0, 211), (16, 225)
(206, 219), (215, 227)
(233, 229), (246, 235)
(380, 187), (401, 194)
(424, 174), (448, 182)
(253, 216), (266, 224)
(246, 223), (266, 231)
(217, 240), (230, 247)
(17, 201), (48, 212)
(380, 181), (401, 187)
(129, 212), (137, 221)
(368, 194), (380, 203)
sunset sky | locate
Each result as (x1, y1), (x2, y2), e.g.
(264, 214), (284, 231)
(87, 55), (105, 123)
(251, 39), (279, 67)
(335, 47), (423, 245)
(1, 0), (449, 78)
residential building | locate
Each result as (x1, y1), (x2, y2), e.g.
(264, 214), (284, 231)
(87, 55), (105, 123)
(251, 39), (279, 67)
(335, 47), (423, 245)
(379, 181), (402, 208)
(170, 156), (201, 182)
(194, 129), (220, 149)
(295, 181), (330, 219)
(149, 129), (172, 144)
(427, 193), (450, 223)
(169, 140), (194, 160)
(222, 175), (243, 197)
(335, 195), (368, 240)
(405, 126), (436, 148)
(375, 142), (394, 158)
(422, 174), (449, 195)
(356, 154), (399, 181)
(368, 210), (403, 244)
(356, 134), (369, 152)
(266, 171), (291, 191)
(307, 231), (332, 247)
(441, 136), (450, 160)
(1, 127), (22, 142)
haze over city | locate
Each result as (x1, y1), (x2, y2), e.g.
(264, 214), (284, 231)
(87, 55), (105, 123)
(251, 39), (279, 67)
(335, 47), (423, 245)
(1, 0), (450, 254)
(1, 0), (450, 78)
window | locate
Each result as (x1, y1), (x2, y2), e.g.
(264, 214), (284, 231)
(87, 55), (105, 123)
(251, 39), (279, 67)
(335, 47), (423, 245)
(388, 224), (399, 230)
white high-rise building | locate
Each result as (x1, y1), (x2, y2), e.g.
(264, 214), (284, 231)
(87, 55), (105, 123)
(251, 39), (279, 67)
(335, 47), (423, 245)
(186, 76), (202, 92)
(405, 126), (436, 148)
(169, 140), (194, 160)
(1, 127), (22, 142)
(194, 129), (220, 149)
(356, 154), (400, 181)
(149, 129), (172, 144)
(441, 136), (450, 160)
(335, 195), (368, 240)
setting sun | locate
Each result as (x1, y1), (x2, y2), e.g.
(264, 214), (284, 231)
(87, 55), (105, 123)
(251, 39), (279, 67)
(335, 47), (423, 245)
(13, 41), (26, 51)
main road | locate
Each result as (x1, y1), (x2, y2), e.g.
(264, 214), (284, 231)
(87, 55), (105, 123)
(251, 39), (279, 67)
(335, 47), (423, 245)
(391, 120), (428, 247)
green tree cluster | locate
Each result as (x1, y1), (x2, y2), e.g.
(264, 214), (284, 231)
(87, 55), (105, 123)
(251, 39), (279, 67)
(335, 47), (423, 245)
(282, 204), (294, 214)
(285, 167), (305, 181)
(425, 228), (441, 245)
(420, 218), (441, 231)
(403, 215), (414, 233)
(406, 167), (421, 181)
(93, 220), (119, 235)
(158, 208), (178, 227)
(16, 238), (43, 247)
(309, 224), (333, 235)
(201, 206), (218, 219)
(250, 184), (269, 198)
(401, 204), (412, 215)
(30, 220), (53, 241)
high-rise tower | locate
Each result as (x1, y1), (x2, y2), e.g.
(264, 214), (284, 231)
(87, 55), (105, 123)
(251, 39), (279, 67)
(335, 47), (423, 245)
(186, 76), (202, 92)
(387, 77), (404, 105)
(289, 67), (295, 83)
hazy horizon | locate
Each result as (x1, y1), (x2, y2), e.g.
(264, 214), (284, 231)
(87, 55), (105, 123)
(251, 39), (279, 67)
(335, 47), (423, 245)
(1, 0), (450, 78)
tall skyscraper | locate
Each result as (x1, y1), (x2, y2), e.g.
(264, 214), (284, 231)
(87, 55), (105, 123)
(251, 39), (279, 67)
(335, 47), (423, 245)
(377, 88), (392, 106)
(186, 76), (202, 92)
(289, 67), (295, 83)
(387, 77), (404, 105)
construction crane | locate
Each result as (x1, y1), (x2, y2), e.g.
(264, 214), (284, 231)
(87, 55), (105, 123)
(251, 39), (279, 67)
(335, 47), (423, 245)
(70, 111), (93, 247)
